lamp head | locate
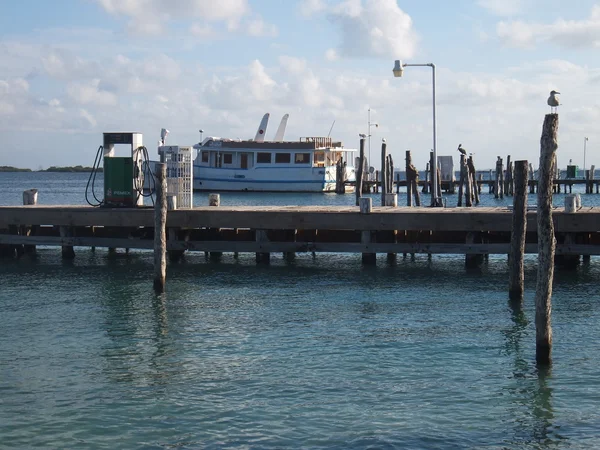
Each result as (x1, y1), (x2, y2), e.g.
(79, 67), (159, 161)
(393, 60), (404, 77)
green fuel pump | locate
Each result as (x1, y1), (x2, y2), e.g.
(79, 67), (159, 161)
(102, 132), (145, 207)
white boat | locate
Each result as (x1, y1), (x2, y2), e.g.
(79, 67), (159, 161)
(191, 113), (356, 192)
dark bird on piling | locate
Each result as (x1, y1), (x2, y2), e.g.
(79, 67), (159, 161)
(548, 90), (560, 113)
(457, 144), (467, 156)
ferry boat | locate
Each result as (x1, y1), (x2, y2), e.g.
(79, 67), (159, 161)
(191, 113), (356, 192)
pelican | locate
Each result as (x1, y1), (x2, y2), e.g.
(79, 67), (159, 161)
(548, 90), (560, 113)
(457, 144), (467, 156)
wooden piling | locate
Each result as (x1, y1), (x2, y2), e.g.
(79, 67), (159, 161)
(22, 189), (38, 254)
(208, 194), (223, 261)
(495, 157), (504, 199)
(381, 142), (387, 206)
(405, 151), (420, 206)
(153, 163), (167, 294)
(255, 230), (270, 264)
(536, 114), (558, 365)
(468, 156), (479, 205)
(359, 197), (376, 264)
(387, 154), (394, 194)
(458, 154), (465, 207)
(60, 226), (75, 259)
(509, 161), (528, 301)
(355, 138), (365, 206)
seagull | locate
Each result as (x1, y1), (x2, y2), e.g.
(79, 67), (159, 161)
(382, 138), (386, 143)
(359, 133), (367, 138)
(548, 90), (560, 113)
(457, 144), (467, 156)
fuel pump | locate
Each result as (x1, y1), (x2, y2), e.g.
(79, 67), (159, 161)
(85, 132), (153, 207)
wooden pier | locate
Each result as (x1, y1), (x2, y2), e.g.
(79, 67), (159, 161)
(1, 205), (600, 259)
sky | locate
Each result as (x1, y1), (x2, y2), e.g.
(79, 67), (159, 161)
(1, 0), (599, 171)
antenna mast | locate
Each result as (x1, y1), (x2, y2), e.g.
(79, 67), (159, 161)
(327, 120), (336, 138)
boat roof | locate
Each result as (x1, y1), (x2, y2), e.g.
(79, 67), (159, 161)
(194, 136), (356, 151)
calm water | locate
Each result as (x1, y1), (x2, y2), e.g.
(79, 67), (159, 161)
(1, 172), (600, 449)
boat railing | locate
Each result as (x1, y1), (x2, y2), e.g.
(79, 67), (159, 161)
(300, 137), (333, 148)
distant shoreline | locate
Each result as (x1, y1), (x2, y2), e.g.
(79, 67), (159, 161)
(0, 166), (102, 173)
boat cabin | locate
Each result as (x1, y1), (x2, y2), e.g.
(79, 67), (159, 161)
(195, 137), (355, 170)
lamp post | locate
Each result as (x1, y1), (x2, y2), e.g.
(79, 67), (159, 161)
(584, 136), (588, 175)
(393, 60), (442, 207)
(368, 108), (378, 174)
(199, 129), (204, 143)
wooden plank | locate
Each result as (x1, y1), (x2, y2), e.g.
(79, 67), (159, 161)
(1, 205), (600, 233)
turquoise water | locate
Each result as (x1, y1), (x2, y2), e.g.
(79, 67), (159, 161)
(1, 172), (600, 449)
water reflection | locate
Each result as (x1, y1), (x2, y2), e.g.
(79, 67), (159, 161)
(503, 298), (560, 448)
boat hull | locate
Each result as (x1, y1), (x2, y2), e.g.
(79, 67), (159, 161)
(193, 165), (355, 192)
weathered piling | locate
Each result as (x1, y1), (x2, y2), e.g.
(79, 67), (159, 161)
(335, 157), (346, 194)
(167, 195), (186, 263)
(153, 163), (167, 294)
(22, 189), (38, 254)
(380, 141), (387, 206)
(509, 161), (529, 301)
(464, 232), (483, 268)
(255, 229), (270, 264)
(359, 197), (376, 264)
(467, 156), (479, 204)
(405, 151), (420, 206)
(529, 163), (535, 194)
(60, 226), (75, 259)
(586, 165), (595, 194)
(458, 154), (466, 207)
(355, 138), (365, 206)
(208, 193), (223, 261)
(505, 155), (514, 196)
(495, 157), (504, 199)
(536, 114), (558, 365)
(387, 154), (394, 194)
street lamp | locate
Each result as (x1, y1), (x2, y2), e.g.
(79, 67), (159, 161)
(584, 136), (589, 174)
(393, 59), (442, 207)
(199, 129), (204, 143)
(368, 108), (379, 174)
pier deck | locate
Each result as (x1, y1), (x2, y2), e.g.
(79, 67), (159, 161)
(1, 205), (600, 257)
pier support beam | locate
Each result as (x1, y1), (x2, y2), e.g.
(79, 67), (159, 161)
(256, 230), (270, 264)
(465, 232), (483, 268)
(509, 161), (528, 301)
(536, 114), (558, 366)
(154, 163), (167, 294)
(60, 226), (75, 260)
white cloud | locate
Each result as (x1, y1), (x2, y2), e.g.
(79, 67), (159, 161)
(80, 108), (97, 127)
(66, 79), (118, 106)
(477, 0), (526, 16)
(96, 0), (268, 36)
(322, 0), (418, 59)
(246, 16), (278, 37)
(299, 0), (326, 17)
(325, 48), (338, 61)
(190, 23), (214, 37)
(497, 5), (600, 49)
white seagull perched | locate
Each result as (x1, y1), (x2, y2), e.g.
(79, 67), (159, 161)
(359, 133), (367, 139)
(548, 90), (560, 113)
(457, 144), (467, 156)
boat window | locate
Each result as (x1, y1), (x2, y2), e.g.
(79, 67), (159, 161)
(314, 151), (325, 167)
(201, 151), (209, 163)
(223, 153), (233, 164)
(275, 153), (291, 163)
(257, 152), (271, 163)
(295, 153), (310, 164)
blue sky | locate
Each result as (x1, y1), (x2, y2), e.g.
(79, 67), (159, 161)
(1, 0), (599, 170)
